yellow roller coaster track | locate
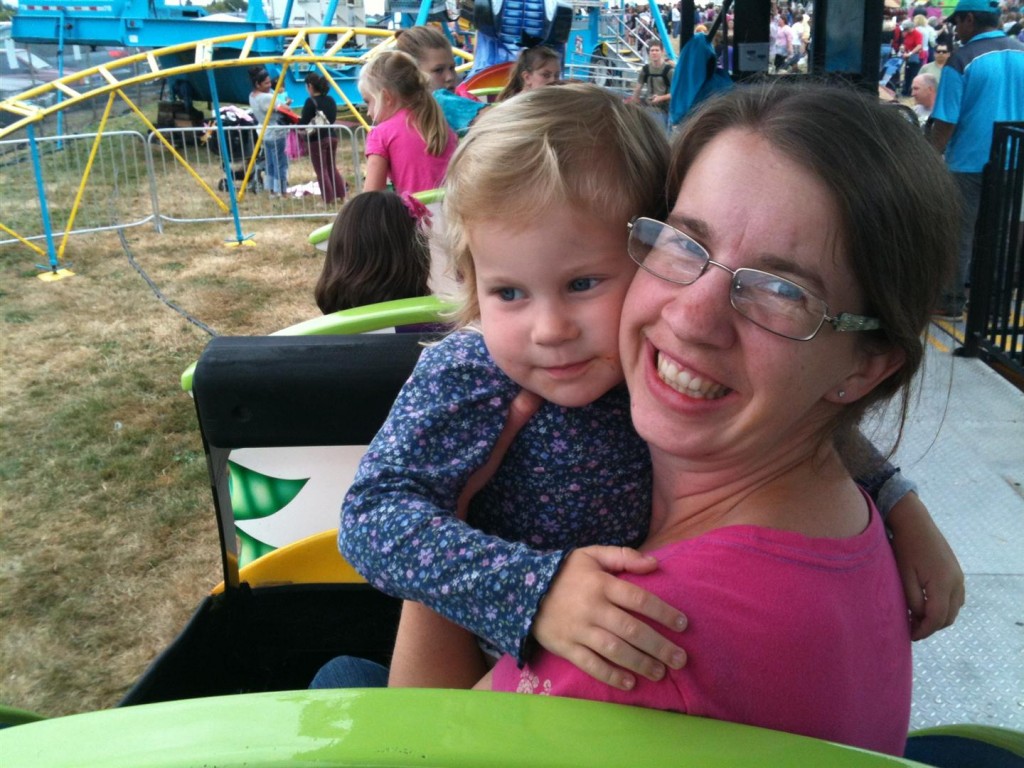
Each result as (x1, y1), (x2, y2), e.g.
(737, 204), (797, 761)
(0, 27), (473, 139)
(0, 27), (474, 266)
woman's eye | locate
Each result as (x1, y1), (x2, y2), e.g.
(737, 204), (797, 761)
(568, 277), (600, 292)
(749, 276), (806, 303)
(496, 287), (525, 301)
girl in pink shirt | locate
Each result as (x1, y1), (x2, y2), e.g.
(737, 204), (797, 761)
(360, 50), (457, 195)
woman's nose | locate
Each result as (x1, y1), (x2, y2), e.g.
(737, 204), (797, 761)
(661, 266), (737, 346)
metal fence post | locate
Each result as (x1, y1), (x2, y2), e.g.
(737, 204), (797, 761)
(25, 124), (61, 274)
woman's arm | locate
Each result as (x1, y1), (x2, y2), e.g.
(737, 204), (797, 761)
(299, 97), (315, 125)
(531, 547), (688, 691)
(362, 154), (390, 192)
(388, 601), (488, 688)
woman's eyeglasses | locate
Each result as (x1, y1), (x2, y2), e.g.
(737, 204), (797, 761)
(626, 217), (882, 342)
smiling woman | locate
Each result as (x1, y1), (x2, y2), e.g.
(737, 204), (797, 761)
(486, 80), (961, 755)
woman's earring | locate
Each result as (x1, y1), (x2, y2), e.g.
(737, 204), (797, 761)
(837, 389), (846, 399)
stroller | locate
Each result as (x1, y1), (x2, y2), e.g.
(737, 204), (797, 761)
(879, 52), (904, 91)
(206, 105), (266, 194)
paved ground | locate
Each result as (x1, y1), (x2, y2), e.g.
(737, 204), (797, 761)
(880, 321), (1023, 731)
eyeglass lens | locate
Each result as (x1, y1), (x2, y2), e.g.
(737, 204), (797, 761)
(628, 218), (827, 340)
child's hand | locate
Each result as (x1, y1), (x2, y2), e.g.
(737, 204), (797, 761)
(887, 493), (965, 640)
(532, 547), (687, 691)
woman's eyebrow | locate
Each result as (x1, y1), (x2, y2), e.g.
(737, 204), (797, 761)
(665, 213), (710, 241)
(667, 212), (828, 293)
(755, 254), (827, 293)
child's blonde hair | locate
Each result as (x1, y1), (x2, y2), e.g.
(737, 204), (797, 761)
(359, 50), (451, 156)
(442, 83), (670, 325)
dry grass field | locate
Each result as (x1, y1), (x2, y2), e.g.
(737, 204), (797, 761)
(0, 216), (328, 717)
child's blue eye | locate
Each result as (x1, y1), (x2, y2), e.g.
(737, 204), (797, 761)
(496, 287), (525, 301)
(568, 277), (600, 292)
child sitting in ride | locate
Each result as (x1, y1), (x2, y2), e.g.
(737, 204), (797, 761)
(359, 50), (458, 196)
(314, 190), (439, 335)
(335, 84), (964, 752)
(495, 44), (561, 102)
(394, 25), (489, 136)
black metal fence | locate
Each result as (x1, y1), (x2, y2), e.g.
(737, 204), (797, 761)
(961, 122), (1024, 379)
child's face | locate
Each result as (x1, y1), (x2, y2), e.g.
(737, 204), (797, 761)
(419, 47), (458, 91)
(522, 61), (560, 91)
(362, 87), (398, 124)
(469, 203), (635, 408)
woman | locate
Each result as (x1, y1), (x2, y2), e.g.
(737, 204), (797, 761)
(248, 68), (291, 196)
(299, 72), (346, 205)
(483, 82), (961, 755)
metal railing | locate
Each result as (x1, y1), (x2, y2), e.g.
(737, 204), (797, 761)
(962, 122), (1024, 378)
(0, 123), (365, 256)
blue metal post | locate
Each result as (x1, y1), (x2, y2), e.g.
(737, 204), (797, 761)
(26, 124), (61, 273)
(648, 0), (676, 61)
(206, 69), (250, 246)
(281, 0), (296, 28)
(56, 13), (66, 142)
(415, 0), (433, 28)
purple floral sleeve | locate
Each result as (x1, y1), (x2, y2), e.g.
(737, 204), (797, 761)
(339, 331), (651, 659)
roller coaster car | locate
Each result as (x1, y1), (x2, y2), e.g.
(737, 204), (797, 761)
(2, 300), (1023, 766)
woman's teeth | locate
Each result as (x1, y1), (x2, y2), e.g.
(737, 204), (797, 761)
(656, 353), (729, 400)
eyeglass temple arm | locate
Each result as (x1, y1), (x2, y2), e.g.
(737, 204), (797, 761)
(829, 313), (882, 332)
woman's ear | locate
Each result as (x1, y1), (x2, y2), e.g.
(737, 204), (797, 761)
(825, 345), (906, 404)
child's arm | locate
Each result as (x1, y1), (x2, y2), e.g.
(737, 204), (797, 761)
(389, 390), (542, 689)
(363, 154), (389, 192)
(886, 492), (965, 640)
(842, 430), (965, 640)
(340, 333), (572, 660)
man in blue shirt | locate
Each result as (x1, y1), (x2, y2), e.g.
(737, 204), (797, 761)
(929, 0), (1024, 318)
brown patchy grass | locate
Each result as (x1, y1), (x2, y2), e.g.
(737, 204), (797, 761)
(0, 218), (324, 716)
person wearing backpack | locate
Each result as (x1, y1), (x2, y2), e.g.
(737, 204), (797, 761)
(299, 73), (346, 205)
(628, 41), (674, 131)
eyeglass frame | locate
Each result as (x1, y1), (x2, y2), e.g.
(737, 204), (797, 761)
(626, 217), (883, 342)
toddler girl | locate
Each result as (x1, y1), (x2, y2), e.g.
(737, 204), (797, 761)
(359, 50), (458, 195)
(337, 84), (961, 692)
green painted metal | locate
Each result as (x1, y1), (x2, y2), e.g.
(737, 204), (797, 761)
(179, 295), (455, 391)
(0, 689), (929, 767)
(0, 703), (47, 727)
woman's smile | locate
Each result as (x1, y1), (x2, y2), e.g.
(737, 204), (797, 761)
(655, 351), (730, 400)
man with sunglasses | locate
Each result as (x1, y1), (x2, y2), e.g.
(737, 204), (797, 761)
(929, 0), (1024, 319)
(919, 42), (950, 81)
